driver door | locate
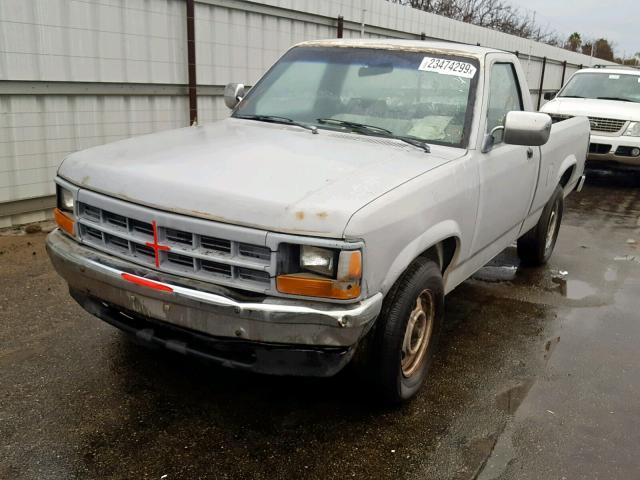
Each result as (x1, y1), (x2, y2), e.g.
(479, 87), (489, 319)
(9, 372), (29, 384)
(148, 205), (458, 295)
(470, 59), (539, 255)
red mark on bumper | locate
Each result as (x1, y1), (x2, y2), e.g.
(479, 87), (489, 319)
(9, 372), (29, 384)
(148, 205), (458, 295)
(121, 273), (173, 292)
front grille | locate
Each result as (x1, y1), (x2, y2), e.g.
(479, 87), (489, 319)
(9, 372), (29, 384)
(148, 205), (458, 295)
(200, 235), (231, 254)
(166, 228), (193, 246)
(548, 114), (626, 134)
(589, 143), (612, 154)
(131, 219), (153, 236)
(238, 243), (271, 261)
(77, 201), (273, 291)
(588, 117), (626, 133)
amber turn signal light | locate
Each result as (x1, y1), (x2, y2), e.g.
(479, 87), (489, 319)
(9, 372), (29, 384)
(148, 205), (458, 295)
(337, 250), (362, 281)
(54, 208), (75, 236)
(276, 274), (361, 300)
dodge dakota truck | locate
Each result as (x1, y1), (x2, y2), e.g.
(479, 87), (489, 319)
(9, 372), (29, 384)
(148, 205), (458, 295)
(47, 39), (589, 402)
(541, 66), (640, 169)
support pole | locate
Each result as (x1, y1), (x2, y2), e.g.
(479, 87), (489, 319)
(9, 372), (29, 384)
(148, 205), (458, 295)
(560, 61), (567, 87)
(537, 56), (547, 110)
(337, 16), (344, 38)
(186, 0), (197, 125)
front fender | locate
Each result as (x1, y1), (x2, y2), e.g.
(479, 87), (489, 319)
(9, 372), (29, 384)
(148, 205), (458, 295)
(379, 219), (462, 294)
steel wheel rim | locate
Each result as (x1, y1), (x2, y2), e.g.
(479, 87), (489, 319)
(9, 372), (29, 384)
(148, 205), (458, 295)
(545, 200), (559, 253)
(401, 289), (435, 378)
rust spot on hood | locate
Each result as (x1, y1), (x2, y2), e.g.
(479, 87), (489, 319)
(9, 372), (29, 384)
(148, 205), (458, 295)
(295, 211), (305, 220)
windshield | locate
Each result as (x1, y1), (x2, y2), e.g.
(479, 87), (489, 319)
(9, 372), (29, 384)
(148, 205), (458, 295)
(559, 72), (640, 103)
(233, 46), (480, 148)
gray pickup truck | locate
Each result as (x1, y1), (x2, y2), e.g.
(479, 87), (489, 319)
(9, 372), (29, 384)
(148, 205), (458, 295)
(47, 39), (589, 402)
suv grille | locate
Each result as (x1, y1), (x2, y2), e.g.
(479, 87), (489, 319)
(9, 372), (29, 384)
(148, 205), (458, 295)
(548, 114), (627, 134)
(77, 201), (273, 291)
(588, 117), (626, 133)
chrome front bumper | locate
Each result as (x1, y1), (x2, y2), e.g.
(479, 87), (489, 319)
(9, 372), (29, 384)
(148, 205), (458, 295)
(46, 230), (382, 348)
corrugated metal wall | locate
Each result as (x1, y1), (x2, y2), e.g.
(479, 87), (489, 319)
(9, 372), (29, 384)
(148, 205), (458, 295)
(0, 0), (612, 226)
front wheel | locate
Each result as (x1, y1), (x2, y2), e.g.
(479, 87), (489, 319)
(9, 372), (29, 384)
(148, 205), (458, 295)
(363, 257), (444, 403)
(517, 185), (564, 266)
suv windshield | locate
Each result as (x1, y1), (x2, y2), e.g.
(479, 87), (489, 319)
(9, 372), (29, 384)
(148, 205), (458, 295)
(233, 46), (480, 148)
(559, 72), (640, 103)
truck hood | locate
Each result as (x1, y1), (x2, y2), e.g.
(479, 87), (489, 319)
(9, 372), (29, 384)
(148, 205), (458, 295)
(58, 118), (463, 237)
(541, 97), (640, 121)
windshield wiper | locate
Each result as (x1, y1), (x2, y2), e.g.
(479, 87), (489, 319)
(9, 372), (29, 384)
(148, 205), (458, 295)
(394, 135), (431, 153)
(559, 95), (585, 98)
(317, 118), (393, 135)
(317, 118), (430, 153)
(235, 114), (318, 133)
(597, 96), (634, 102)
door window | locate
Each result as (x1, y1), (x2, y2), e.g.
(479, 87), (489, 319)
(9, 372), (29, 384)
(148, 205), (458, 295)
(486, 63), (523, 143)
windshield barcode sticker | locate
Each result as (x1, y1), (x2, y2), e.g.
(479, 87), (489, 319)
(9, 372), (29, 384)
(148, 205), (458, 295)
(418, 57), (477, 79)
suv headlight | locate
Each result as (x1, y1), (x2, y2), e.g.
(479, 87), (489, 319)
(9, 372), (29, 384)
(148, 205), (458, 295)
(277, 245), (362, 300)
(54, 184), (76, 236)
(623, 122), (640, 137)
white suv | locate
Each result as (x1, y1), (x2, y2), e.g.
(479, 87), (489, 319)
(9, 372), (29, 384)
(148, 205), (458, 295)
(541, 66), (640, 168)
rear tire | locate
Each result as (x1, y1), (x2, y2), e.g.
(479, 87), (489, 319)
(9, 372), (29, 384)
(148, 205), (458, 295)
(361, 257), (444, 404)
(517, 185), (564, 266)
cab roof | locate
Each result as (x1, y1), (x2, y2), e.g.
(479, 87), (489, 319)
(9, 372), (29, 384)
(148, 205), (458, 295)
(295, 38), (506, 59)
(577, 66), (640, 76)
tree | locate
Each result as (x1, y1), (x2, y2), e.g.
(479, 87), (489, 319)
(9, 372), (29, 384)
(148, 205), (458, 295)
(388, 0), (562, 45)
(565, 32), (581, 52)
(593, 39), (615, 61)
(581, 38), (615, 61)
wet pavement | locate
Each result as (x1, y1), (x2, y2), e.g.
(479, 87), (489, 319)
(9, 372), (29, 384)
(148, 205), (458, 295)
(2, 169), (640, 480)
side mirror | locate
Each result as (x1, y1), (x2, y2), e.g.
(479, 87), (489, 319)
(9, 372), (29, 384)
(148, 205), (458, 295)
(481, 111), (552, 153)
(224, 83), (245, 109)
(543, 91), (557, 101)
(503, 111), (552, 147)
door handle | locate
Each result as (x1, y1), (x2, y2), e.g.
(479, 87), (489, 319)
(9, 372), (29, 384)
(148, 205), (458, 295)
(526, 147), (534, 159)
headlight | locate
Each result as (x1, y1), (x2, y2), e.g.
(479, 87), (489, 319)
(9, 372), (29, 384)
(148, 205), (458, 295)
(54, 184), (76, 236)
(623, 122), (640, 137)
(57, 185), (74, 213)
(300, 245), (336, 277)
(277, 245), (362, 300)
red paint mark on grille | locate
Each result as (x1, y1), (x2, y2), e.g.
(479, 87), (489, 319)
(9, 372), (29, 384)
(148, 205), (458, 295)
(121, 273), (173, 292)
(145, 220), (170, 268)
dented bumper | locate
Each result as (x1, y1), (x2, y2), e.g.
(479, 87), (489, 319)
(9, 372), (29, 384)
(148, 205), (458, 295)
(46, 230), (382, 375)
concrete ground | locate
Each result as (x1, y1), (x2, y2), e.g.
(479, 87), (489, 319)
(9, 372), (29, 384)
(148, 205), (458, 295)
(1, 170), (639, 480)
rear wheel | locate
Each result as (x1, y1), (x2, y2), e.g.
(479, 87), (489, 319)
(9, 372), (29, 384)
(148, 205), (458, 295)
(517, 185), (564, 266)
(362, 257), (444, 403)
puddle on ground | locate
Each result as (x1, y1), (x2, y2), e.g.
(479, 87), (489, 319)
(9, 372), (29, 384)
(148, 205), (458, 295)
(604, 267), (617, 282)
(544, 336), (561, 362)
(495, 379), (535, 415)
(551, 278), (597, 300)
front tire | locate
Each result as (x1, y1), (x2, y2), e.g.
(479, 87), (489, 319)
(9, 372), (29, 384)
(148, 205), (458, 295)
(517, 185), (564, 266)
(364, 257), (444, 403)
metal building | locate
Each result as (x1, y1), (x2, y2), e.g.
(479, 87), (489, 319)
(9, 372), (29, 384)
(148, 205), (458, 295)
(0, 0), (611, 227)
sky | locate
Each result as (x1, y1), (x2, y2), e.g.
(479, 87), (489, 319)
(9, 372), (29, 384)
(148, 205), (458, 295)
(507, 0), (638, 58)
